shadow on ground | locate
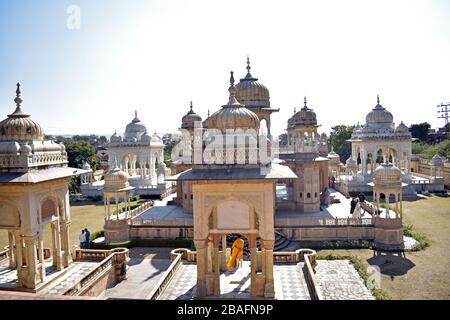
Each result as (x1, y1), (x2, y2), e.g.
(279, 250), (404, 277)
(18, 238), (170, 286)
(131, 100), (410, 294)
(367, 251), (416, 277)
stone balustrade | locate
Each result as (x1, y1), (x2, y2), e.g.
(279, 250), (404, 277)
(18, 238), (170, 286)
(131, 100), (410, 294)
(276, 217), (373, 227)
(132, 218), (193, 227)
(147, 250), (184, 300)
(65, 248), (129, 297)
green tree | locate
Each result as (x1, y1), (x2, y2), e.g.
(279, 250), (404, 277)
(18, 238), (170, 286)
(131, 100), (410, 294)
(278, 133), (288, 146)
(63, 140), (99, 171)
(328, 125), (355, 162)
(409, 122), (430, 142)
(163, 134), (177, 157)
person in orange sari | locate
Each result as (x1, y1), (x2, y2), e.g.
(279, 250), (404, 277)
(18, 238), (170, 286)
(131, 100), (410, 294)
(227, 235), (245, 269)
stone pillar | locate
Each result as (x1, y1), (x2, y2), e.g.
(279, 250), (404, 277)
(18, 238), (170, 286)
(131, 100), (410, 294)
(8, 231), (16, 268)
(60, 221), (72, 267)
(262, 239), (275, 298)
(54, 218), (63, 271)
(23, 236), (39, 289)
(194, 239), (208, 298)
(15, 232), (24, 286)
(37, 233), (45, 283)
(212, 236), (220, 296)
(221, 235), (227, 271)
(249, 235), (258, 296)
(386, 193), (390, 219)
(51, 223), (57, 267)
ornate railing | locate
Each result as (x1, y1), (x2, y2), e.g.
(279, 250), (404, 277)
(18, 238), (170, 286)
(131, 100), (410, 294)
(132, 217), (193, 227)
(276, 217), (373, 227)
(64, 248), (129, 296)
(147, 250), (184, 300)
(129, 201), (153, 219)
(0, 247), (8, 263)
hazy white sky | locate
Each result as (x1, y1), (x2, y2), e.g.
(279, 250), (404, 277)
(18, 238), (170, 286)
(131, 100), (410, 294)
(0, 0), (449, 137)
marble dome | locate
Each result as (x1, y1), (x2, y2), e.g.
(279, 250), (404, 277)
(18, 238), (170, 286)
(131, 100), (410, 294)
(0, 83), (45, 142)
(431, 154), (444, 167)
(236, 57), (270, 109)
(104, 165), (131, 191)
(373, 163), (402, 185)
(124, 111), (147, 140)
(181, 101), (202, 130)
(293, 97), (317, 126)
(365, 96), (394, 128)
(208, 72), (260, 132)
(395, 121), (409, 133)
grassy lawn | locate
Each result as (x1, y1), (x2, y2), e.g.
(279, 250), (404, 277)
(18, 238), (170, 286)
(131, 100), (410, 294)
(0, 201), (107, 251)
(318, 193), (450, 300)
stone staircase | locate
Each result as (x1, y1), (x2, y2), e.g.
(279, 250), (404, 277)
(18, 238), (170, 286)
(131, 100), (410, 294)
(219, 232), (299, 259)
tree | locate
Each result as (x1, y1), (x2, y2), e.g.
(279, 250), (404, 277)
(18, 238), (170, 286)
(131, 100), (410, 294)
(328, 125), (355, 162)
(63, 140), (99, 171)
(278, 133), (288, 146)
(409, 122), (430, 142)
(163, 133), (177, 157)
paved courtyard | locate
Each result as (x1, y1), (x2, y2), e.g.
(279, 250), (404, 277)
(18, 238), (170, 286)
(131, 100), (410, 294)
(315, 260), (375, 300)
(159, 261), (311, 300)
(101, 247), (172, 299)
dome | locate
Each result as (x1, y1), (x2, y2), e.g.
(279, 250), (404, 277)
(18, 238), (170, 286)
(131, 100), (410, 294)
(431, 154), (444, 167)
(346, 157), (357, 168)
(327, 149), (341, 164)
(181, 101), (203, 130)
(208, 72), (260, 132)
(293, 97), (317, 126)
(104, 164), (131, 192)
(373, 163), (402, 186)
(235, 57), (270, 109)
(365, 95), (394, 127)
(395, 121), (409, 133)
(110, 131), (122, 143)
(124, 111), (147, 140)
(0, 83), (45, 142)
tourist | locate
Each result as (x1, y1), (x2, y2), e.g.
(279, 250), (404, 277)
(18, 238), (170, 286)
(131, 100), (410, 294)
(84, 228), (91, 249)
(79, 230), (85, 249)
(227, 235), (245, 269)
(358, 193), (366, 203)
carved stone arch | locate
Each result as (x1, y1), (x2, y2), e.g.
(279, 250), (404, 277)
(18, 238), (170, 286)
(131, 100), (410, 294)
(0, 197), (21, 229)
(38, 193), (63, 225)
(204, 193), (265, 234)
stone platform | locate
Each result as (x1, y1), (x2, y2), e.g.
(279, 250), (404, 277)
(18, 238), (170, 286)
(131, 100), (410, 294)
(159, 261), (311, 300)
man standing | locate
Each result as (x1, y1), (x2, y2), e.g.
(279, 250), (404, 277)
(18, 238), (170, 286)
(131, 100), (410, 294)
(79, 230), (85, 249)
(84, 228), (91, 249)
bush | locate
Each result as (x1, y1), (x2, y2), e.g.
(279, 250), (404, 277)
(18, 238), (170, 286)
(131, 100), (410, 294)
(299, 240), (372, 250)
(403, 222), (430, 251)
(130, 195), (140, 202)
(90, 230), (104, 241)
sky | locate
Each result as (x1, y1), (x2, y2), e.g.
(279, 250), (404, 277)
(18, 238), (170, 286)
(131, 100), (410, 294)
(0, 0), (449, 137)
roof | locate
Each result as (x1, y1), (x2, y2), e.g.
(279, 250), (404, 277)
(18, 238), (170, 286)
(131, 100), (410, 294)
(0, 167), (88, 184)
(166, 163), (297, 181)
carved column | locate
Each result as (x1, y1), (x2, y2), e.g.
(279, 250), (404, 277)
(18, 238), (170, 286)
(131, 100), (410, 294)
(212, 236), (221, 296)
(194, 239), (208, 298)
(23, 235), (40, 289)
(60, 221), (72, 267)
(262, 239), (275, 298)
(53, 218), (63, 271)
(8, 231), (16, 268)
(15, 232), (24, 286)
(221, 235), (227, 271)
(37, 232), (45, 283)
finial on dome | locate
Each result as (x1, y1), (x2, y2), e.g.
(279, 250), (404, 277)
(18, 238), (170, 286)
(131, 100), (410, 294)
(294, 107), (297, 114)
(14, 82), (23, 107)
(304, 96), (307, 108)
(207, 109), (210, 118)
(377, 94), (380, 105)
(190, 101), (193, 112)
(135, 110), (138, 118)
(227, 71), (240, 106)
(246, 56), (251, 75)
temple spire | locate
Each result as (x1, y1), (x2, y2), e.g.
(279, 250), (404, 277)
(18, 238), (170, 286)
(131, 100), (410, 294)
(304, 96), (308, 108)
(9, 82), (28, 117)
(246, 56), (251, 75)
(377, 94), (380, 105)
(190, 101), (193, 112)
(227, 71), (240, 106)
